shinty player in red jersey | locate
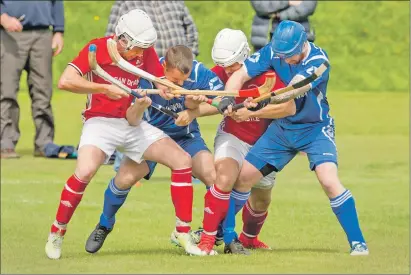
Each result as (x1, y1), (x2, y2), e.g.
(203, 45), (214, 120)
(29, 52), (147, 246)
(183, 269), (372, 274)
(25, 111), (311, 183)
(45, 9), (202, 259)
(178, 28), (296, 255)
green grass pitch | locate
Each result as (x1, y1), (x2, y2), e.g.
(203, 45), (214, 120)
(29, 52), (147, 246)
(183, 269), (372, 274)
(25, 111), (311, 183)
(1, 91), (409, 274)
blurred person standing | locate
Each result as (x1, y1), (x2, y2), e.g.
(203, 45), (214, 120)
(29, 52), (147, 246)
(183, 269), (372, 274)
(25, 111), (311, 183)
(0, 0), (64, 158)
(105, 1), (199, 58)
(250, 0), (317, 51)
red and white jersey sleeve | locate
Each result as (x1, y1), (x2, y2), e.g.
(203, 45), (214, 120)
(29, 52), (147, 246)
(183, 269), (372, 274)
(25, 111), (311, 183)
(212, 65), (286, 145)
(67, 36), (158, 121)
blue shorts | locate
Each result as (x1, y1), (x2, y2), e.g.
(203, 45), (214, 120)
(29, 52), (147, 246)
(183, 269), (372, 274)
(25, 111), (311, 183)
(245, 118), (338, 173)
(114, 131), (209, 180)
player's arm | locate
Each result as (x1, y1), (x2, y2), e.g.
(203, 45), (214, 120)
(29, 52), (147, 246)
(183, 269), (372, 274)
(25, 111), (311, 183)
(58, 41), (128, 99)
(175, 101), (220, 127)
(126, 95), (152, 126)
(225, 44), (273, 91)
(250, 100), (296, 119)
(184, 64), (224, 109)
(297, 58), (331, 91)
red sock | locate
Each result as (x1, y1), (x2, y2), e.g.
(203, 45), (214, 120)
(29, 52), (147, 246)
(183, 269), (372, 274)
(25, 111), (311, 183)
(242, 200), (268, 238)
(202, 185), (230, 235)
(50, 174), (88, 235)
(171, 168), (193, 233)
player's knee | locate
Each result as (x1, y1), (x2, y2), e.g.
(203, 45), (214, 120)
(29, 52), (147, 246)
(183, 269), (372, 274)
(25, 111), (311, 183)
(201, 166), (216, 187)
(74, 165), (98, 182)
(172, 151), (192, 170)
(319, 176), (343, 197)
(114, 173), (137, 190)
(216, 173), (234, 192)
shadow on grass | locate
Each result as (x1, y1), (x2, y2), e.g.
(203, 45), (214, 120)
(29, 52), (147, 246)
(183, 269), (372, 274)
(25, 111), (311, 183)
(270, 247), (341, 254)
(70, 247), (183, 258)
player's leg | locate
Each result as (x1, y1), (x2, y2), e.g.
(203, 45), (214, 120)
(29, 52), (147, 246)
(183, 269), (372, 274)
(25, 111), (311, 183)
(302, 119), (368, 255)
(124, 121), (204, 255)
(46, 145), (106, 259)
(45, 117), (123, 259)
(85, 157), (150, 253)
(239, 172), (276, 250)
(179, 133), (216, 188)
(196, 131), (251, 255)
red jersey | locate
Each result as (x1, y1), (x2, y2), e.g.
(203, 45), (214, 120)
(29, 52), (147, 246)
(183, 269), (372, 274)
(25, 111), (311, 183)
(68, 36), (164, 121)
(211, 66), (285, 145)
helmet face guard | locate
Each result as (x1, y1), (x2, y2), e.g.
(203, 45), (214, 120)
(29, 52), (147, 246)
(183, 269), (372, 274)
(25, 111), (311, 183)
(114, 9), (157, 50)
(212, 41), (250, 67)
(115, 27), (156, 50)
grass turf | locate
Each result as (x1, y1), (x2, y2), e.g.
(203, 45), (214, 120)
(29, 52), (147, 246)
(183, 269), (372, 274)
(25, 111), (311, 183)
(1, 90), (409, 274)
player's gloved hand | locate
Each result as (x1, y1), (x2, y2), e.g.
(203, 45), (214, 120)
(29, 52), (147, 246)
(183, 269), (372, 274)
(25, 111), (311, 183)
(244, 97), (270, 111)
(217, 96), (235, 115)
(104, 84), (129, 100)
(175, 109), (197, 126)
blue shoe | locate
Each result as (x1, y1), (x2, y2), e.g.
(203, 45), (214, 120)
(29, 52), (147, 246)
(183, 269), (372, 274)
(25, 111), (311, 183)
(350, 241), (369, 256)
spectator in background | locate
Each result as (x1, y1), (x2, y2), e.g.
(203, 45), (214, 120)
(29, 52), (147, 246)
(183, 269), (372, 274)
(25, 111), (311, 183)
(0, 0), (64, 158)
(105, 1), (199, 58)
(250, 0), (317, 51)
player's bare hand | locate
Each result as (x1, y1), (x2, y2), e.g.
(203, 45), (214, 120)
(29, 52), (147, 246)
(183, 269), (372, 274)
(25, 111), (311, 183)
(175, 110), (196, 126)
(1, 14), (23, 32)
(232, 107), (252, 122)
(134, 95), (152, 109)
(243, 97), (258, 109)
(104, 84), (129, 100)
(156, 83), (176, 100)
(223, 104), (235, 117)
(186, 94), (208, 103)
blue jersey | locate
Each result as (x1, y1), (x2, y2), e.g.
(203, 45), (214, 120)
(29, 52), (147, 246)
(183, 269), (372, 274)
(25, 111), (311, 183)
(244, 42), (331, 129)
(142, 59), (224, 138)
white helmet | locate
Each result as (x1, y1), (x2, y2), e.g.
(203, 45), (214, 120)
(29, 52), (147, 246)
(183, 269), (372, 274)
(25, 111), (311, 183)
(212, 28), (250, 67)
(115, 9), (157, 49)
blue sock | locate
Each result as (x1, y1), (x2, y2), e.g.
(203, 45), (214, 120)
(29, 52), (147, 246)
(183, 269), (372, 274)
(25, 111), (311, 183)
(99, 178), (131, 230)
(330, 189), (366, 247)
(222, 189), (250, 244)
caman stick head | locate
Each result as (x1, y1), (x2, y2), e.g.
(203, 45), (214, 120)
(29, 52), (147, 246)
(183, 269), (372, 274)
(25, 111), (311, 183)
(107, 38), (121, 64)
(258, 72), (276, 95)
(88, 44), (97, 70)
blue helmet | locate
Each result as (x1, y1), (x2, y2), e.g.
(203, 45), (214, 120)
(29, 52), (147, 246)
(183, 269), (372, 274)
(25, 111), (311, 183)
(271, 20), (307, 59)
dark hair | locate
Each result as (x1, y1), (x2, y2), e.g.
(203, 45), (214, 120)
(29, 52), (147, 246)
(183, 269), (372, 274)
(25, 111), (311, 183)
(164, 45), (193, 74)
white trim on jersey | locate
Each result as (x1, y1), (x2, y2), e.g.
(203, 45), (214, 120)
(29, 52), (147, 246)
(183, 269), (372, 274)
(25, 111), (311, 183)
(301, 42), (312, 63)
(316, 91), (324, 121)
(303, 44), (329, 66)
(194, 61), (201, 82)
(68, 63), (84, 76)
(322, 117), (336, 148)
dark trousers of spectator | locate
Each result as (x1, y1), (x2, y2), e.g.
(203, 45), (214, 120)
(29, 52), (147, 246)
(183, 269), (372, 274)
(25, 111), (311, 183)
(0, 29), (54, 154)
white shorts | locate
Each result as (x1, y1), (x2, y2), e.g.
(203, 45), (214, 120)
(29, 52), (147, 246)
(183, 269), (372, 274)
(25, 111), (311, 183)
(79, 117), (167, 164)
(214, 128), (276, 190)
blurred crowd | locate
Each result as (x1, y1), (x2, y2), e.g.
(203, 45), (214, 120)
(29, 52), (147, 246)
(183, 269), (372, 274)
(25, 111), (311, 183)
(0, 0), (317, 160)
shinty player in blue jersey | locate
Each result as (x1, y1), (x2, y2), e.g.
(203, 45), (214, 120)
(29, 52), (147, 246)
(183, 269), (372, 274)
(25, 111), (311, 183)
(84, 45), (224, 254)
(213, 20), (369, 256)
